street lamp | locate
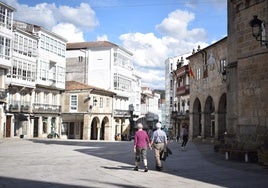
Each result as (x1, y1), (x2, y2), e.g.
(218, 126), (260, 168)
(249, 15), (268, 48)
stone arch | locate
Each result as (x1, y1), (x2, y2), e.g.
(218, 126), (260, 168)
(218, 93), (227, 140)
(100, 116), (109, 140)
(192, 98), (201, 138)
(204, 96), (215, 138)
(90, 116), (100, 140)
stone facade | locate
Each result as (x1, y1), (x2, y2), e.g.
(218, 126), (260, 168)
(226, 0), (268, 147)
(187, 38), (227, 141)
(61, 81), (115, 141)
(172, 61), (190, 140)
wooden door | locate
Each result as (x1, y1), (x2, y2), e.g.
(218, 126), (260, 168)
(6, 116), (11, 137)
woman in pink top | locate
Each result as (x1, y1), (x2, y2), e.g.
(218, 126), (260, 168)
(133, 123), (151, 172)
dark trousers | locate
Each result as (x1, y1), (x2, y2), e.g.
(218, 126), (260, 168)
(181, 135), (188, 147)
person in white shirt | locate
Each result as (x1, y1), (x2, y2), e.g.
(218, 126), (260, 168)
(150, 122), (167, 171)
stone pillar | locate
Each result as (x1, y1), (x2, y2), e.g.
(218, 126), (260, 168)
(189, 113), (193, 140)
(55, 116), (60, 136)
(27, 117), (31, 138)
(30, 118), (34, 138)
(38, 116), (42, 138)
(47, 117), (51, 134)
(201, 112), (205, 138)
(97, 125), (100, 140)
(214, 112), (219, 139)
(83, 114), (91, 140)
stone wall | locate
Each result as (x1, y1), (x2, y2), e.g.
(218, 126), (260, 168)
(227, 0), (268, 147)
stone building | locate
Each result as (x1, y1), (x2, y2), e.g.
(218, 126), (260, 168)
(0, 2), (15, 138)
(164, 56), (179, 130)
(61, 81), (115, 140)
(66, 41), (141, 140)
(171, 57), (191, 139)
(139, 87), (161, 130)
(226, 0), (268, 147)
(187, 37), (227, 142)
(3, 19), (67, 139)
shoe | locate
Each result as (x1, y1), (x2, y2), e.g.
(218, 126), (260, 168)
(144, 167), (148, 172)
(156, 166), (162, 171)
(133, 166), (138, 171)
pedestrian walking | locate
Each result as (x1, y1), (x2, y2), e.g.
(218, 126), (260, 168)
(150, 122), (168, 171)
(133, 123), (151, 172)
(181, 125), (189, 150)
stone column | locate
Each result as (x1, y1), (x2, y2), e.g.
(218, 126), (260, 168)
(97, 125), (100, 140)
(214, 112), (219, 139)
(47, 117), (51, 134)
(201, 112), (205, 138)
(55, 116), (60, 136)
(83, 114), (91, 140)
(189, 113), (193, 140)
(38, 116), (42, 138)
(27, 117), (31, 138)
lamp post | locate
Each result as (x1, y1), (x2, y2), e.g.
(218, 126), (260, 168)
(249, 15), (268, 47)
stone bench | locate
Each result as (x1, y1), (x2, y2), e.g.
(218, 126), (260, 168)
(258, 148), (268, 166)
(220, 148), (257, 162)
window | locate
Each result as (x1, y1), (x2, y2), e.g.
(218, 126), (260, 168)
(52, 93), (56, 105)
(34, 92), (39, 103)
(0, 6), (13, 30)
(100, 97), (103, 108)
(78, 56), (83, 62)
(70, 94), (78, 111)
(197, 68), (201, 80)
(114, 73), (131, 92)
(93, 96), (97, 107)
(203, 52), (208, 78)
(57, 66), (65, 84)
(106, 98), (110, 107)
(39, 33), (65, 57)
(0, 36), (11, 60)
(220, 59), (226, 74)
(44, 92), (48, 104)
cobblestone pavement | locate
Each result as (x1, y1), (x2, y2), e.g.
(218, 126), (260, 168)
(0, 138), (267, 188)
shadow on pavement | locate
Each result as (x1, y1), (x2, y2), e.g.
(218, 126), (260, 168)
(0, 176), (90, 188)
(0, 176), (143, 188)
(27, 139), (268, 188)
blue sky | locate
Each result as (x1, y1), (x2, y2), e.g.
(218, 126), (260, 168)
(4, 0), (227, 90)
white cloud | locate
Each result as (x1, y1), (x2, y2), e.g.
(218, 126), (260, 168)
(52, 23), (84, 42)
(15, 3), (57, 29)
(4, 0), (212, 90)
(97, 35), (109, 41)
(120, 9), (209, 89)
(5, 1), (100, 44)
(120, 32), (168, 68)
(57, 3), (99, 31)
(156, 9), (207, 42)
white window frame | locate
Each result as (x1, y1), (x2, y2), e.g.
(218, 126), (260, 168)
(70, 94), (78, 112)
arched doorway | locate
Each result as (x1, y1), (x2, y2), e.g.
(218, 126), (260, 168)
(90, 117), (99, 140)
(204, 96), (215, 138)
(192, 98), (201, 138)
(100, 117), (109, 140)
